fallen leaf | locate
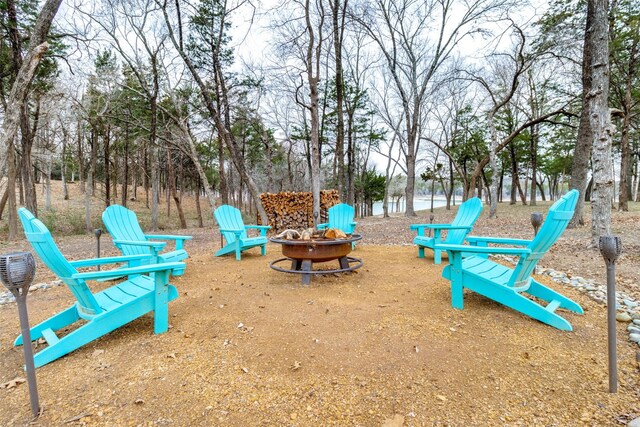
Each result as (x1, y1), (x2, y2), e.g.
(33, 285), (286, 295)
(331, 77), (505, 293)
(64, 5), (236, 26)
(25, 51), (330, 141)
(134, 398), (145, 405)
(382, 414), (405, 427)
(92, 349), (105, 358)
(0, 377), (26, 390)
(290, 361), (302, 371)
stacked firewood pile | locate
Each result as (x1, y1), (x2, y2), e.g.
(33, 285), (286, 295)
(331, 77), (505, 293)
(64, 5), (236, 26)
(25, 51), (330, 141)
(259, 190), (340, 232)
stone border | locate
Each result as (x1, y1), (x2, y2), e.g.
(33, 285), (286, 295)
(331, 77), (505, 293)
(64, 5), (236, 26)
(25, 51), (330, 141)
(0, 279), (63, 306)
(495, 255), (640, 347)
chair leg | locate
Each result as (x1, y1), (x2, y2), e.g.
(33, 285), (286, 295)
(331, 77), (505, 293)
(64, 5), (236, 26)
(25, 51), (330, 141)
(30, 313), (131, 368)
(153, 270), (170, 334)
(526, 279), (583, 314)
(235, 241), (241, 261)
(418, 247), (425, 258)
(465, 279), (574, 331)
(499, 290), (573, 331)
(261, 244), (267, 256)
(433, 248), (442, 264)
(450, 252), (464, 309)
(14, 305), (79, 346)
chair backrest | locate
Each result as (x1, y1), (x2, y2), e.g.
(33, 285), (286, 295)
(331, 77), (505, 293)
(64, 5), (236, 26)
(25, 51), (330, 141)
(18, 208), (102, 315)
(327, 203), (355, 232)
(102, 205), (149, 257)
(214, 205), (248, 244)
(445, 197), (483, 244)
(509, 190), (579, 287)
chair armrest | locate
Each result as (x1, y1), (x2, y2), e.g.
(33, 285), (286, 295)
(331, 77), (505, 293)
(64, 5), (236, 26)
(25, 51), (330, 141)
(72, 262), (186, 280)
(466, 236), (532, 246)
(434, 243), (531, 256)
(69, 254), (153, 268)
(144, 234), (193, 241)
(144, 234), (193, 250)
(424, 224), (472, 230)
(411, 222), (462, 235)
(220, 228), (244, 236)
(316, 222), (328, 229)
(246, 225), (271, 236)
(245, 225), (271, 230)
(114, 239), (166, 249)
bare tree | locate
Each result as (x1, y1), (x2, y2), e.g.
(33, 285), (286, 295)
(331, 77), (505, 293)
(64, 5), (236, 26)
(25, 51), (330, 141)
(0, 0), (62, 238)
(587, 0), (613, 244)
(352, 0), (511, 216)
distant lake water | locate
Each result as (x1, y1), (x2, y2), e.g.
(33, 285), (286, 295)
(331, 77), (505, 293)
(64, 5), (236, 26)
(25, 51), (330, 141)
(372, 197), (448, 216)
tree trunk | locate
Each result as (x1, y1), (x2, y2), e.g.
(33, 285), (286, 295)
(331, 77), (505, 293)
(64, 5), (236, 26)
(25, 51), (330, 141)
(104, 126), (111, 207)
(0, 0), (62, 175)
(569, 3), (598, 228)
(122, 125), (129, 206)
(330, 0), (347, 200)
(20, 102), (38, 215)
(617, 49), (636, 211)
(150, 64), (159, 230)
(86, 127), (98, 232)
(488, 112), (499, 218)
(167, 150), (187, 228)
(7, 140), (19, 239)
(195, 180), (204, 227)
(77, 121), (85, 194)
(530, 123), (538, 206)
(588, 0), (613, 244)
(62, 128), (68, 200)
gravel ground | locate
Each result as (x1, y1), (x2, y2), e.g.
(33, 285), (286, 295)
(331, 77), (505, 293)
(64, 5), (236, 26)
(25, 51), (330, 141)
(1, 192), (639, 426)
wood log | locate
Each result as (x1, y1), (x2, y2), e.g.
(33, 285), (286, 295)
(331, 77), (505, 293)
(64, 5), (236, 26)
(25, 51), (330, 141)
(259, 190), (341, 232)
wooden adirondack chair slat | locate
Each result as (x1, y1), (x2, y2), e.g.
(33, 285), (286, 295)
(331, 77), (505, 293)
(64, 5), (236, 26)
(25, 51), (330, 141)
(16, 208), (184, 368)
(410, 197), (483, 264)
(317, 203), (358, 248)
(214, 205), (271, 261)
(102, 205), (192, 276)
(438, 190), (583, 331)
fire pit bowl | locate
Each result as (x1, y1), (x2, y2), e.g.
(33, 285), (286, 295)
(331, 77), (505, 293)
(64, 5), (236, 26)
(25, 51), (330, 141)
(269, 234), (363, 285)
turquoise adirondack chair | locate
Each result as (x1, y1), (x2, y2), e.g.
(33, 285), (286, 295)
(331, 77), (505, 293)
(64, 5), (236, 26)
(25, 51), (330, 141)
(213, 205), (271, 261)
(435, 190), (583, 331)
(102, 205), (192, 276)
(17, 208), (185, 368)
(410, 197), (483, 264)
(317, 203), (358, 247)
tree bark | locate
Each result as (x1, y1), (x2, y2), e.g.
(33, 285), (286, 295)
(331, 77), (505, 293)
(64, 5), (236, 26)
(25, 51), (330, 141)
(588, 0), (613, 244)
(167, 150), (187, 228)
(330, 0), (347, 200)
(569, 0), (598, 228)
(616, 36), (637, 211)
(0, 0), (62, 218)
(0, 43), (49, 183)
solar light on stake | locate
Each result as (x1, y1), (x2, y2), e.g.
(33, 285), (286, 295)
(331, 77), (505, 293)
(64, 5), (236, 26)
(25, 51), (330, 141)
(94, 228), (102, 271)
(0, 252), (40, 418)
(531, 212), (543, 237)
(599, 235), (623, 393)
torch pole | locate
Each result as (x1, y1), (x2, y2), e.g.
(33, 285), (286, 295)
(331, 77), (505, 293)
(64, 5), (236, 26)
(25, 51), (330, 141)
(15, 295), (40, 416)
(605, 261), (617, 393)
(599, 235), (622, 394)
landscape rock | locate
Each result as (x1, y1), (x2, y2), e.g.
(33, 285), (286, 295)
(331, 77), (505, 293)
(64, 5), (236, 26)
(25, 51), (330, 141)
(616, 312), (633, 322)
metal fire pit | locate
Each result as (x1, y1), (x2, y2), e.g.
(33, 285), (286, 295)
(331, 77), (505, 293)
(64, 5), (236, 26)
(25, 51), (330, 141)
(269, 234), (363, 285)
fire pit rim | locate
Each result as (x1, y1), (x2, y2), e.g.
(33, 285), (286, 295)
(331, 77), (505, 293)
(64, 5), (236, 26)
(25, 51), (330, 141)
(269, 233), (362, 246)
